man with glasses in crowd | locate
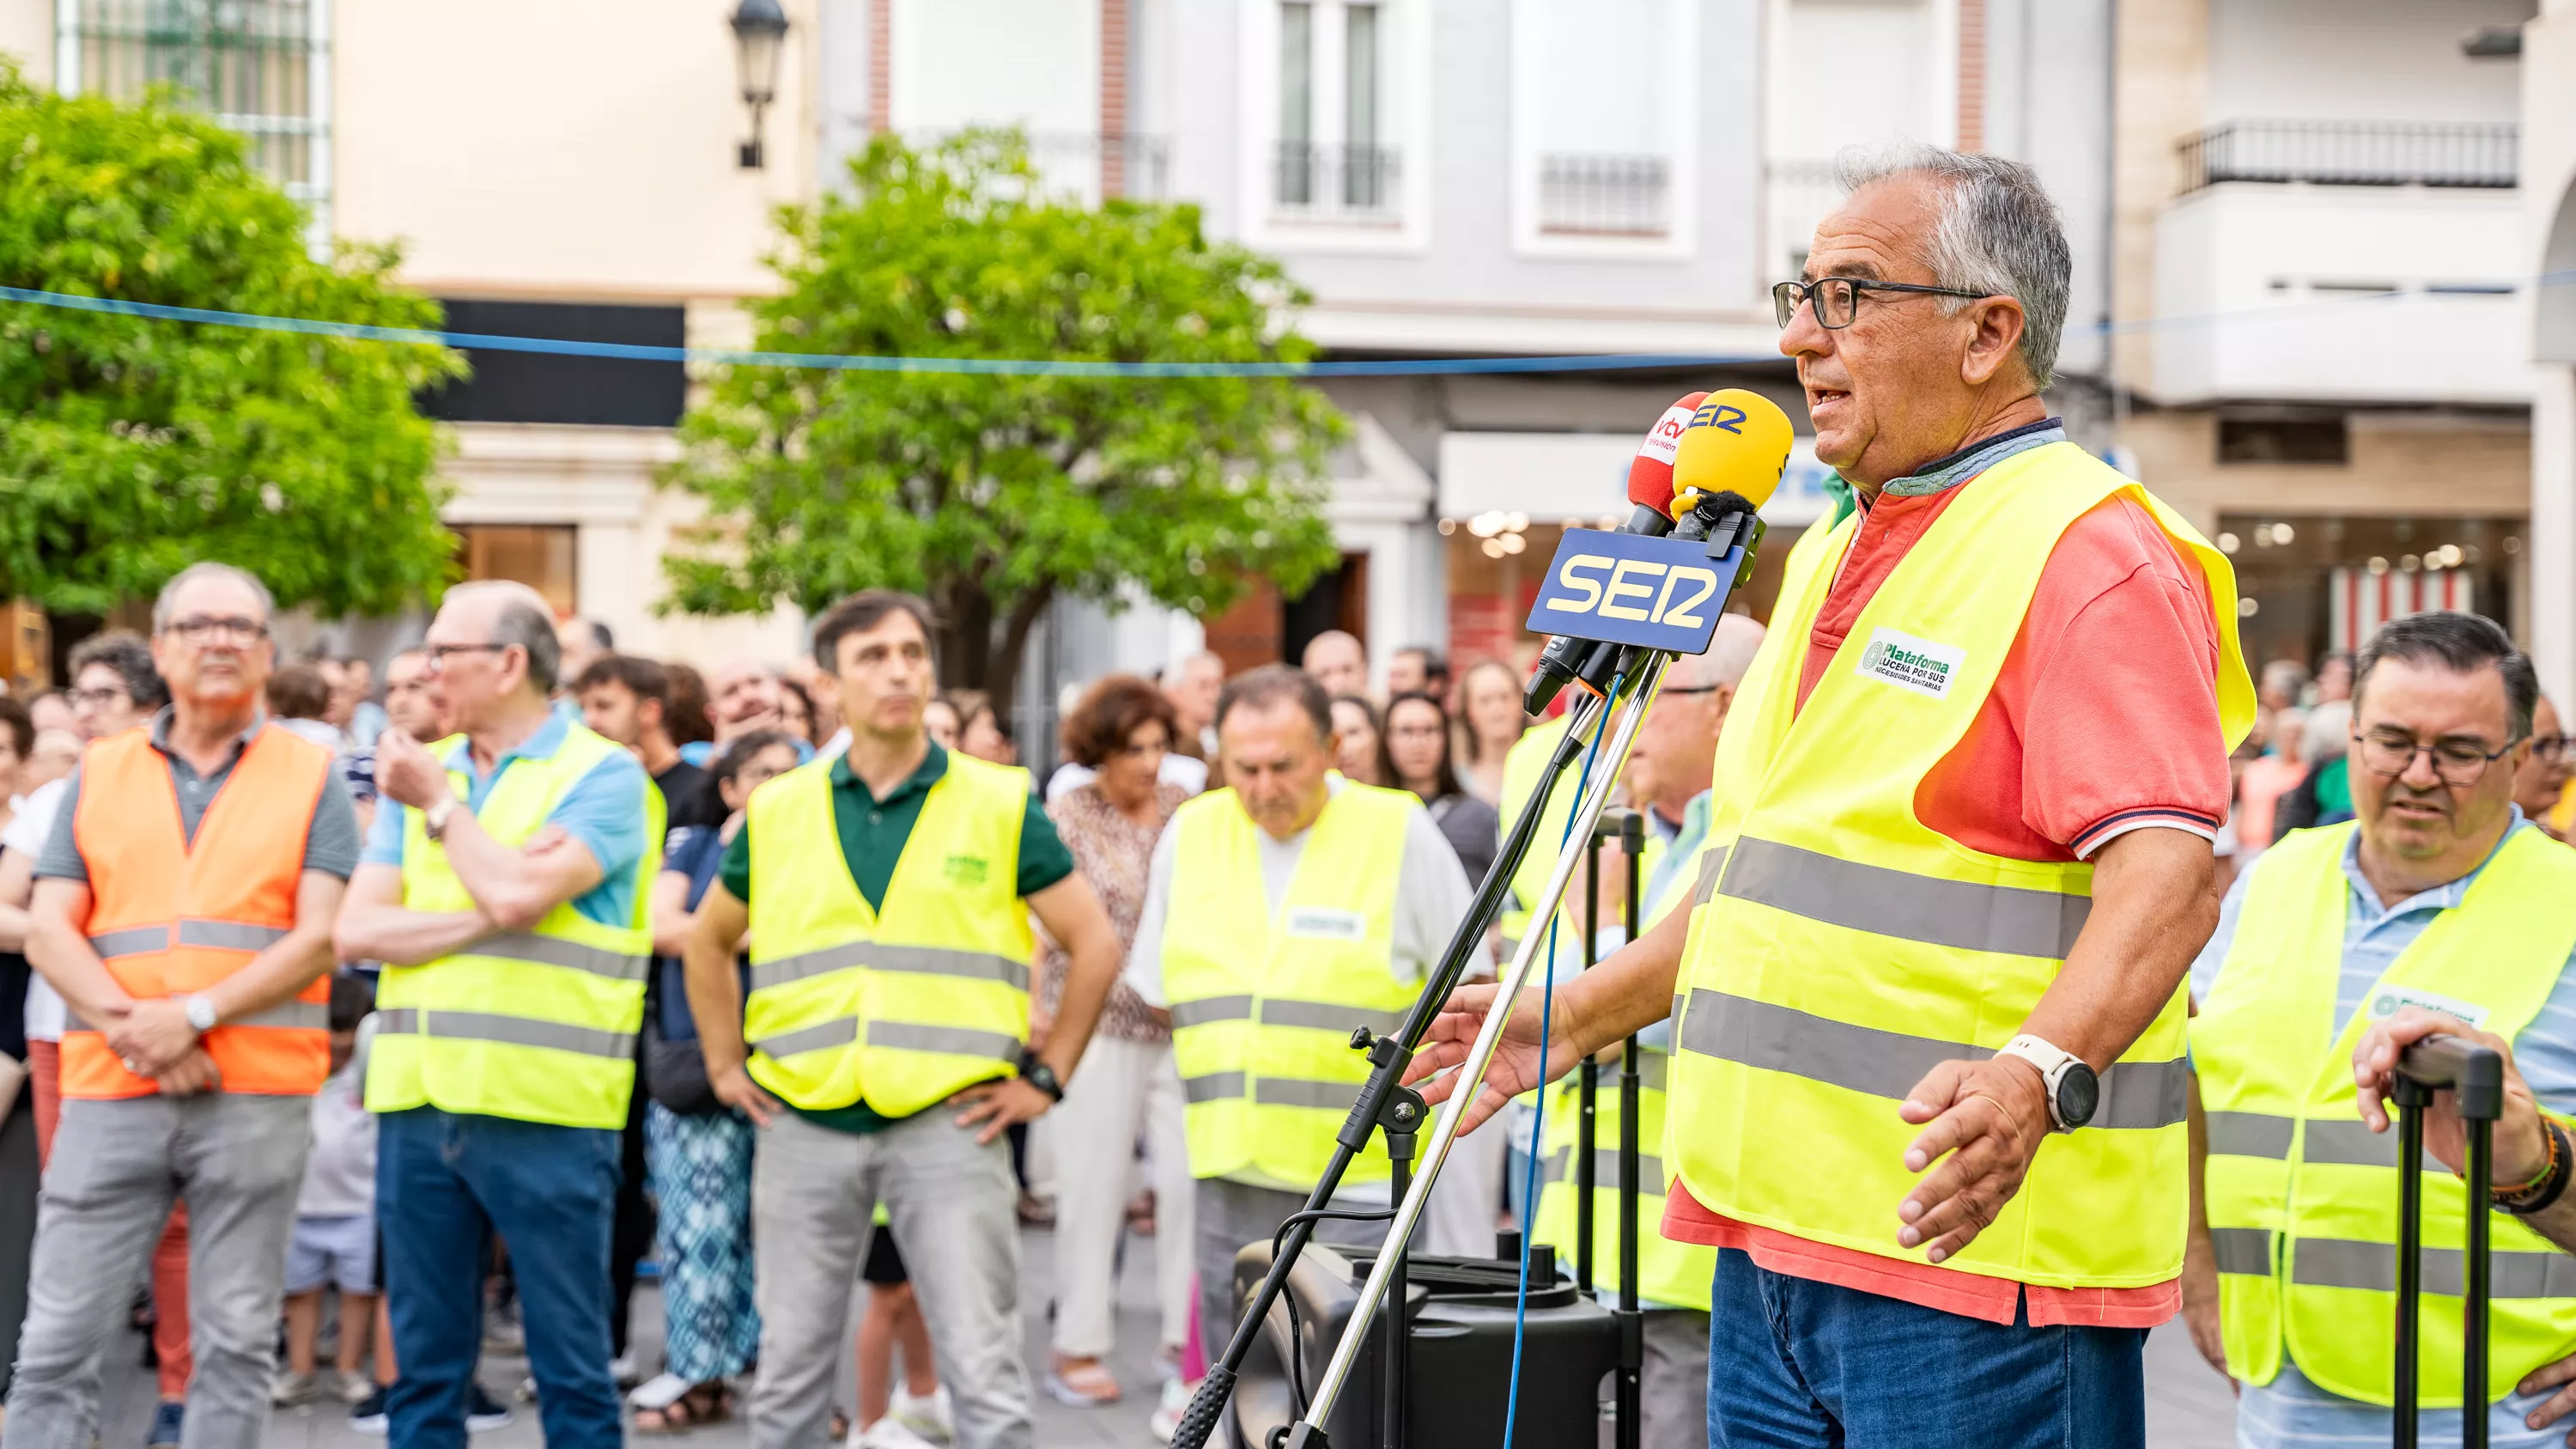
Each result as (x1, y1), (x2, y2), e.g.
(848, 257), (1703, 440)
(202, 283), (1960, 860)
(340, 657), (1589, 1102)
(2185, 612), (2576, 1448)
(1413, 143), (2252, 1446)
(6, 564), (358, 1449)
(2513, 692), (2572, 842)
(336, 581), (659, 1449)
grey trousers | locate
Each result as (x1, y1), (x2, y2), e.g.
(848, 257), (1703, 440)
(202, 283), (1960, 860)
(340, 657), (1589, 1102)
(750, 1108), (1030, 1449)
(1194, 1177), (1395, 1369)
(1639, 1308), (1712, 1449)
(3, 1093), (309, 1449)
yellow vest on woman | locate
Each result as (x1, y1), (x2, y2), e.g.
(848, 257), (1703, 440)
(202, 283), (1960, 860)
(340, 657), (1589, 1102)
(368, 724), (662, 1130)
(740, 753), (1034, 1117)
(1163, 780), (1419, 1188)
(2201, 821), (2576, 1405)
(1666, 441), (2254, 1290)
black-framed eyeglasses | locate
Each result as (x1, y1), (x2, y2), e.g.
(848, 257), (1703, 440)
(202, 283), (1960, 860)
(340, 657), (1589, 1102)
(422, 642), (513, 672)
(2351, 729), (2523, 788)
(1772, 277), (1995, 331)
(164, 615), (268, 646)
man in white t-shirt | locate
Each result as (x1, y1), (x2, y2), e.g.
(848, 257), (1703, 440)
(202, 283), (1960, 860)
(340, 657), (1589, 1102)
(0, 633), (166, 1164)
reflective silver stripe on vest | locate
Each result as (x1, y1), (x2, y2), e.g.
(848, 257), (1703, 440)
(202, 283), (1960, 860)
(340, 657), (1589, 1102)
(749, 943), (1031, 994)
(233, 999), (329, 1030)
(1252, 1077), (1364, 1111)
(1169, 995), (1256, 1029)
(2204, 1111), (2295, 1160)
(374, 1007), (633, 1060)
(752, 1018), (859, 1059)
(175, 920), (289, 952)
(2209, 1227), (2275, 1275)
(1261, 1000), (1406, 1036)
(1675, 989), (2187, 1129)
(468, 932), (649, 983)
(2292, 1238), (2576, 1299)
(1183, 1071), (1248, 1104)
(2299, 1118), (2424, 1170)
(88, 926), (170, 959)
(866, 1021), (1023, 1061)
(1543, 1145), (1668, 1197)
(749, 943), (870, 993)
(1692, 846), (1731, 907)
(1718, 838), (2092, 960)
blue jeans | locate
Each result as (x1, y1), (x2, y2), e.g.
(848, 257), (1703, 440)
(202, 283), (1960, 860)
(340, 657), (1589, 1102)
(1706, 1248), (2146, 1449)
(378, 1108), (621, 1449)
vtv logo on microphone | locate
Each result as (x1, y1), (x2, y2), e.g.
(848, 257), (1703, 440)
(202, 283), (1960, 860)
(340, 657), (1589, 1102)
(1525, 529), (1750, 656)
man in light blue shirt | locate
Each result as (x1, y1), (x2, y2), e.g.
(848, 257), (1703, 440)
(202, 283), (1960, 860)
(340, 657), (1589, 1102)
(2185, 613), (2576, 1449)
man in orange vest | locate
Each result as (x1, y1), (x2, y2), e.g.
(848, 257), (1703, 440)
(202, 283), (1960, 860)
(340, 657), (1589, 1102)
(4, 563), (360, 1449)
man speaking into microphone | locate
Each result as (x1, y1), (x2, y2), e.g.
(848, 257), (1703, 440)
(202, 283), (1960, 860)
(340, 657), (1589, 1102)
(1415, 143), (2253, 1447)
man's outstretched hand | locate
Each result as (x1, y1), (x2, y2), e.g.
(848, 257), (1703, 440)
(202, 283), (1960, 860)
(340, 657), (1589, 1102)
(1405, 983), (1589, 1134)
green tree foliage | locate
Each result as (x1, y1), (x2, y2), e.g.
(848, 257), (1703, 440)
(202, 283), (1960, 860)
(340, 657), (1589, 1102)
(0, 64), (461, 619)
(663, 131), (1346, 711)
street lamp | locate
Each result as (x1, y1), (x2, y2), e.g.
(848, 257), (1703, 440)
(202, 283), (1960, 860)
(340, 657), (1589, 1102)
(730, 0), (788, 169)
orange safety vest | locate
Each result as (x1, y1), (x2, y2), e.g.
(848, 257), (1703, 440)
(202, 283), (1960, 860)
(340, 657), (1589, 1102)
(60, 724), (335, 1099)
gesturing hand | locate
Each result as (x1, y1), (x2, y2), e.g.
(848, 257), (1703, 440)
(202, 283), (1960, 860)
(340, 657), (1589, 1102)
(1893, 1056), (2053, 1263)
(952, 1078), (1056, 1145)
(375, 729), (454, 813)
(1404, 983), (1589, 1135)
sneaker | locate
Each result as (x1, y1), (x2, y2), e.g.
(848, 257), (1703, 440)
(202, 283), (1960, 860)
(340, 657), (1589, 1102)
(1147, 1378), (1197, 1446)
(271, 1371), (323, 1408)
(466, 1384), (513, 1434)
(854, 1418), (936, 1449)
(608, 1352), (642, 1390)
(480, 1301), (525, 1356)
(348, 1387), (390, 1435)
(143, 1402), (184, 1449)
(336, 1373), (380, 1406)
(890, 1384), (952, 1441)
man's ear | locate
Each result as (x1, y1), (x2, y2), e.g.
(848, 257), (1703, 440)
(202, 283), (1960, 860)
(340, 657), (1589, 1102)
(639, 697), (665, 734)
(1959, 295), (2031, 389)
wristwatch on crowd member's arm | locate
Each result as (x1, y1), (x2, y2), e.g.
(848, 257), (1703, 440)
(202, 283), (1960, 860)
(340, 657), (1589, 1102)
(1016, 1049), (1064, 1103)
(1995, 1034), (2099, 1133)
(181, 994), (218, 1034)
(423, 798), (459, 842)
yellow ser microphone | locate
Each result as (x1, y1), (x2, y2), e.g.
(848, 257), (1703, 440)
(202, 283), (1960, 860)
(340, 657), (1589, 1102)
(1668, 388), (1795, 521)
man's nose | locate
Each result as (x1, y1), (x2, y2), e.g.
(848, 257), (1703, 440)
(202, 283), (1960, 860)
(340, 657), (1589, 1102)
(1778, 297), (1830, 361)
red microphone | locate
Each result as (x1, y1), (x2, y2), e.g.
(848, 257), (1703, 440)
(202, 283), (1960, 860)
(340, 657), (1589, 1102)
(1625, 391), (1709, 514)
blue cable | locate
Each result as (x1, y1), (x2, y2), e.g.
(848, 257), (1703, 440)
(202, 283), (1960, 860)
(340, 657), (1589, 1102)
(1500, 680), (1622, 1448)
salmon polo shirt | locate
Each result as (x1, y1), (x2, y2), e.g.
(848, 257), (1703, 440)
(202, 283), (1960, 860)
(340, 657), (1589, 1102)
(1660, 419), (2233, 1328)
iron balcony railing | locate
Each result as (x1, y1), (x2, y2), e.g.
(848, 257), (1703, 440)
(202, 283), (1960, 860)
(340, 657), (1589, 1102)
(1538, 154), (1671, 237)
(1273, 141), (1400, 221)
(2177, 119), (2518, 193)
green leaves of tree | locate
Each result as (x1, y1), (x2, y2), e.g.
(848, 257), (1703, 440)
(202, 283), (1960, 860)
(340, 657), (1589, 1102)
(0, 64), (460, 619)
(663, 130), (1345, 707)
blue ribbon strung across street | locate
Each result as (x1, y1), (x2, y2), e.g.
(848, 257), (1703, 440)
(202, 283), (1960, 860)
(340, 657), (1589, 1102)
(6, 271), (2572, 381)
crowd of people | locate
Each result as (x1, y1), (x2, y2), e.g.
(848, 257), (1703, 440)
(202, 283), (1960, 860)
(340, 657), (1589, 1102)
(0, 561), (1712, 1449)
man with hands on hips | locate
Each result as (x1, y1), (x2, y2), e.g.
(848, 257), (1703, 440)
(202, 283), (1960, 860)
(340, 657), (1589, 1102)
(683, 590), (1119, 1449)
(1410, 143), (2252, 1449)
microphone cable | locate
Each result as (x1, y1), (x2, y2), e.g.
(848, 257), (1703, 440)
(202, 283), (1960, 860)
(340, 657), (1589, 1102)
(1500, 675), (1623, 1447)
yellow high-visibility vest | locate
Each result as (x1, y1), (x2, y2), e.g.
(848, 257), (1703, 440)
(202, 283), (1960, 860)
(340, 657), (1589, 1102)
(1531, 832), (1729, 1310)
(1666, 441), (2254, 1290)
(740, 752), (1034, 1116)
(2202, 820), (2576, 1405)
(1163, 780), (1419, 1187)
(369, 724), (663, 1130)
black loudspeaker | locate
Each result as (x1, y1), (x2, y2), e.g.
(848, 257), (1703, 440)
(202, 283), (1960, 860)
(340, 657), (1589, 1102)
(1229, 1242), (1619, 1448)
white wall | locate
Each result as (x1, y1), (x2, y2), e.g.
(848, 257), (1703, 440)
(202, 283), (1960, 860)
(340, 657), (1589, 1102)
(2204, 0), (2534, 125)
(891, 0), (1097, 135)
(1768, 0), (1943, 160)
(0, 0), (52, 86)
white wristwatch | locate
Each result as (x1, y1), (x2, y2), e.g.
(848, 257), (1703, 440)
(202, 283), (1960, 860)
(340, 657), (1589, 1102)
(181, 994), (219, 1034)
(424, 797), (459, 842)
(1995, 1034), (2099, 1134)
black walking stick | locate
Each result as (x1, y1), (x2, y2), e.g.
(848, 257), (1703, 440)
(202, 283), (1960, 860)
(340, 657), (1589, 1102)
(2391, 1032), (2503, 1449)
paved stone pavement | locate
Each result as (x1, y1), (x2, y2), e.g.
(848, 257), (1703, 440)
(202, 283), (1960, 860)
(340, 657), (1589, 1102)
(76, 1227), (2242, 1449)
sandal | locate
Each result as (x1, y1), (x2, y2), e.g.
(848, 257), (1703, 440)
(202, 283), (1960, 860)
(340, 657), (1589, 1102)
(633, 1379), (731, 1434)
(1043, 1355), (1122, 1407)
(828, 1404), (852, 1442)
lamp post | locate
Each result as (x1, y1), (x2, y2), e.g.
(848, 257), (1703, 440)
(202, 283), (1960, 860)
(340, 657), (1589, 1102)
(730, 0), (788, 169)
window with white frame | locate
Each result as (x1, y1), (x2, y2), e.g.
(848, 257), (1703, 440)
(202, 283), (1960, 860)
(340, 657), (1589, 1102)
(61, 0), (332, 249)
(1273, 0), (1397, 222)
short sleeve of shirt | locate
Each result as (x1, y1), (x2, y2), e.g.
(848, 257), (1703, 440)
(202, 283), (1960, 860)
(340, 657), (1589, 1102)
(33, 770), (86, 883)
(719, 823), (752, 905)
(551, 750), (653, 928)
(1017, 793), (1074, 898)
(3, 777), (67, 858)
(301, 771), (362, 880)
(1120, 825), (1185, 1008)
(361, 799), (408, 869)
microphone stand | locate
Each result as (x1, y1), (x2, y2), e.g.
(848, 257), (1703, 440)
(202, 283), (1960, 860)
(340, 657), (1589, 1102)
(1170, 495), (1764, 1449)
